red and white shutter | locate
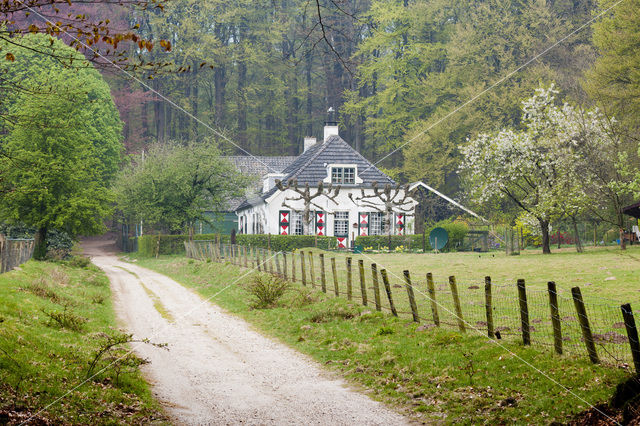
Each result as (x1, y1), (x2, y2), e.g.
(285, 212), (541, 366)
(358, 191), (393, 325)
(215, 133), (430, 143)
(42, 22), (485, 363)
(336, 237), (347, 248)
(315, 211), (326, 236)
(279, 210), (290, 235)
(359, 212), (369, 236)
(395, 213), (405, 235)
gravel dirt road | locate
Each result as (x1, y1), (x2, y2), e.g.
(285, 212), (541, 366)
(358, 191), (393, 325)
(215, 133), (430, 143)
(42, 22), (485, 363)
(83, 238), (410, 425)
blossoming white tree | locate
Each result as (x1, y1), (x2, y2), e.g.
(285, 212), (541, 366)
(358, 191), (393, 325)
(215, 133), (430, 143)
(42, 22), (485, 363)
(460, 84), (634, 253)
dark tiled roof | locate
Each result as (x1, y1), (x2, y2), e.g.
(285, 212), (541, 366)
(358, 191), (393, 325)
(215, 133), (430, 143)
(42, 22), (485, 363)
(224, 156), (297, 176)
(236, 135), (395, 211)
(223, 156), (296, 211)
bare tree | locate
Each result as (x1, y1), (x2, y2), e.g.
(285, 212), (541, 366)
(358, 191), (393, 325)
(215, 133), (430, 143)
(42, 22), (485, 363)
(275, 179), (340, 235)
(349, 182), (415, 247)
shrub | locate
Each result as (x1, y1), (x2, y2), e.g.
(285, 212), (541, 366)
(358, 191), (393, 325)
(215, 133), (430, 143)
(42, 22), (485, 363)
(137, 233), (337, 257)
(43, 306), (87, 332)
(246, 274), (289, 309)
(355, 234), (427, 251)
(431, 219), (469, 252)
(68, 256), (91, 268)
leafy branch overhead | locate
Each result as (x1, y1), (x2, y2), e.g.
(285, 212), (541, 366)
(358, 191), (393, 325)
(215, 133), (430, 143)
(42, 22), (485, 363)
(0, 0), (172, 70)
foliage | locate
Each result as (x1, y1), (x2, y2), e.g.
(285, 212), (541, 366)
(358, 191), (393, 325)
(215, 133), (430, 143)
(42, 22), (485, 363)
(114, 141), (248, 234)
(137, 233), (338, 257)
(433, 218), (469, 251)
(355, 235), (425, 251)
(0, 1), (168, 68)
(0, 34), (122, 259)
(585, 0), (640, 131)
(245, 274), (289, 309)
(460, 84), (633, 253)
(344, 0), (592, 190)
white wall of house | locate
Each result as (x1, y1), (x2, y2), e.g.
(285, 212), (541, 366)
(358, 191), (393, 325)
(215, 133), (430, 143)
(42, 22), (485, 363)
(236, 187), (416, 246)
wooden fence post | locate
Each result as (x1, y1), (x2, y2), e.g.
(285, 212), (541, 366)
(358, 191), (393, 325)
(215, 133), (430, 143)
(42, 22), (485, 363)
(449, 276), (465, 333)
(358, 259), (367, 306)
(517, 279), (530, 346)
(256, 249), (261, 272)
(426, 273), (440, 326)
(308, 251), (316, 287)
(331, 257), (339, 297)
(371, 263), (381, 311)
(268, 250), (274, 274)
(243, 246), (248, 268)
(283, 252), (288, 280)
(621, 303), (640, 374)
(300, 251), (306, 286)
(275, 252), (282, 276)
(572, 286), (599, 364)
(485, 276), (494, 338)
(403, 270), (419, 322)
(291, 251), (296, 282)
(319, 253), (327, 293)
(380, 269), (398, 317)
(346, 257), (353, 300)
(547, 281), (563, 355)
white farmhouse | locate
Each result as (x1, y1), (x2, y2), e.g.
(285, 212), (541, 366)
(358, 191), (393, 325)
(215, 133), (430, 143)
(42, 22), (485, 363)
(234, 116), (417, 248)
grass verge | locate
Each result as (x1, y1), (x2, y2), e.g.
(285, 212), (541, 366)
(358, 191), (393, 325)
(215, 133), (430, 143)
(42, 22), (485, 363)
(0, 259), (165, 424)
(131, 254), (631, 424)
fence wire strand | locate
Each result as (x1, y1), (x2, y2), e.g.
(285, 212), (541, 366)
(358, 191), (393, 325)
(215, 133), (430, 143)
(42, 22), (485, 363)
(186, 241), (635, 369)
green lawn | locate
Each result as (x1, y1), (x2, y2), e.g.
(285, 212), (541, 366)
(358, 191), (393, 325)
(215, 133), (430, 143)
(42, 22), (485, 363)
(189, 243), (640, 367)
(0, 260), (165, 424)
(132, 252), (633, 424)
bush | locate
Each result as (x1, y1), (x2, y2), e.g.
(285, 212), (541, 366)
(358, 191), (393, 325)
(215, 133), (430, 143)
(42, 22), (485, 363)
(355, 234), (428, 251)
(137, 233), (337, 257)
(246, 274), (289, 309)
(431, 219), (469, 252)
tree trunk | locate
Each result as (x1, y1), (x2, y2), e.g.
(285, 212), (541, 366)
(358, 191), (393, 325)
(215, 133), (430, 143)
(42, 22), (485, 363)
(556, 229), (561, 249)
(571, 217), (583, 253)
(237, 59), (248, 147)
(33, 226), (47, 260)
(540, 219), (551, 254)
(618, 211), (627, 250)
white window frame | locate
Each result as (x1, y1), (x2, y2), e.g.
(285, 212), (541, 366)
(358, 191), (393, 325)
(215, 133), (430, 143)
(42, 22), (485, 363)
(333, 211), (349, 236)
(369, 212), (386, 236)
(291, 211), (303, 235)
(323, 163), (363, 185)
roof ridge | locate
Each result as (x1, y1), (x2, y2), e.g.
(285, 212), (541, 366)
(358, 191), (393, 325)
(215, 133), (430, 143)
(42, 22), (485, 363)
(286, 138), (332, 182)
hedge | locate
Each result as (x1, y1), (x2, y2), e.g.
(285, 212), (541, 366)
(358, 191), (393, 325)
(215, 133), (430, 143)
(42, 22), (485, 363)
(355, 220), (469, 252)
(137, 233), (337, 257)
(355, 234), (428, 251)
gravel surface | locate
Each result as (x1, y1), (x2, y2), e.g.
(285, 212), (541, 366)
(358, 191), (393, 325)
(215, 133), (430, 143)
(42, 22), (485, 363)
(84, 238), (410, 425)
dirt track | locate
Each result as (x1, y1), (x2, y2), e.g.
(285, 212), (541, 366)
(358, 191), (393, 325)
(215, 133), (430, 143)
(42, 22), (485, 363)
(83, 238), (410, 425)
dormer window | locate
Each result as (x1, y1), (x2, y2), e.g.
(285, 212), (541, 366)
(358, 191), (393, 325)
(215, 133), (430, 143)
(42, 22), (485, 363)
(331, 166), (356, 184)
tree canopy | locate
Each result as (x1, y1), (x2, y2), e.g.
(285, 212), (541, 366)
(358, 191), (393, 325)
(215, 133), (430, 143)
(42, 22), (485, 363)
(0, 34), (123, 258)
(113, 141), (249, 234)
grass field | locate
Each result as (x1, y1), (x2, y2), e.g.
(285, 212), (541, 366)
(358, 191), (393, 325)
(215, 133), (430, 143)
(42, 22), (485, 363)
(187, 242), (640, 367)
(132, 251), (634, 424)
(0, 259), (165, 424)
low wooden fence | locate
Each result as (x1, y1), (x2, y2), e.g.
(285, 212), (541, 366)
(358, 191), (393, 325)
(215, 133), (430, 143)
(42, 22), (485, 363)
(185, 240), (640, 373)
(0, 236), (35, 273)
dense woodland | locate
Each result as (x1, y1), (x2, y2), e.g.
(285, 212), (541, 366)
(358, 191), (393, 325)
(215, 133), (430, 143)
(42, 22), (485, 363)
(109, 0), (600, 189)
(1, 0), (639, 253)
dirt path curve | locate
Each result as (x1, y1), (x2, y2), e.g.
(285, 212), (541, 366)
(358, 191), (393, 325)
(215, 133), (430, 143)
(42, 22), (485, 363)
(83, 238), (410, 425)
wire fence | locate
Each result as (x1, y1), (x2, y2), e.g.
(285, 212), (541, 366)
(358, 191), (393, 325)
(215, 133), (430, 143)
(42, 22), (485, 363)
(0, 235), (35, 273)
(185, 240), (640, 372)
